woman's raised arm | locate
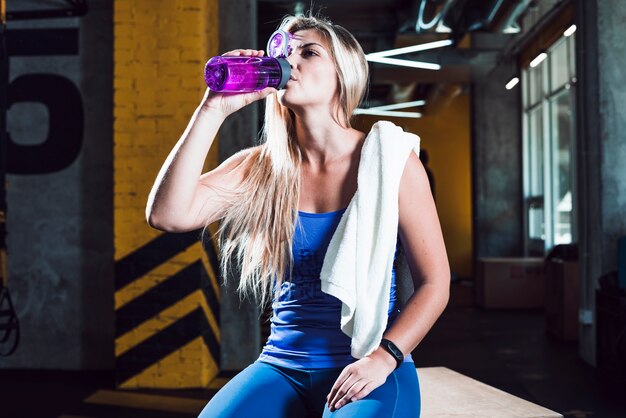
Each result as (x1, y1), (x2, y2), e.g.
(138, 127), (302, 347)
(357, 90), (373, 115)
(146, 49), (275, 232)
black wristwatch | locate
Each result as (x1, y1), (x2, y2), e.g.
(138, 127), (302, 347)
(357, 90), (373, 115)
(379, 338), (404, 370)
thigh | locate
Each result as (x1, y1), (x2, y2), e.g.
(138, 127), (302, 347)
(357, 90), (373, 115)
(198, 361), (308, 418)
(321, 363), (421, 418)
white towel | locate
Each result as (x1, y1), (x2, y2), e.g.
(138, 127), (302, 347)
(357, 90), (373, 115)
(320, 120), (421, 359)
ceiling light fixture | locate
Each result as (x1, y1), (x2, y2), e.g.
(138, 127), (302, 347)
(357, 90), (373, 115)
(529, 52), (547, 68)
(367, 39), (454, 58)
(365, 56), (441, 70)
(367, 100), (426, 112)
(564, 24), (576, 37)
(353, 109), (422, 118)
(365, 39), (452, 71)
(354, 100), (425, 118)
(505, 77), (519, 90)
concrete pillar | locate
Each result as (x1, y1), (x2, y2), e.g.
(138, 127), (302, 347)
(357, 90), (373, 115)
(471, 64), (524, 258)
(575, 0), (626, 366)
(595, 1), (626, 282)
(217, 0), (261, 371)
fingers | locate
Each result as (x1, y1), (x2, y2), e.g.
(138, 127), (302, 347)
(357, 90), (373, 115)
(327, 369), (362, 412)
(221, 49), (265, 57)
(350, 381), (374, 402)
(257, 86), (276, 98)
(326, 358), (392, 412)
(330, 379), (369, 411)
(328, 380), (355, 412)
(326, 368), (349, 406)
(240, 87), (276, 106)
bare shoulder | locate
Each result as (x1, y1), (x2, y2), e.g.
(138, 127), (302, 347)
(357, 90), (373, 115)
(399, 151), (428, 193)
(398, 150), (432, 218)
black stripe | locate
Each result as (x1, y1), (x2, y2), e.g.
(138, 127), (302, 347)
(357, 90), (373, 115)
(115, 261), (204, 337)
(200, 230), (222, 324)
(201, 231), (221, 282)
(202, 325), (221, 368)
(115, 230), (201, 291)
(200, 264), (220, 324)
(7, 29), (79, 56)
(116, 308), (213, 385)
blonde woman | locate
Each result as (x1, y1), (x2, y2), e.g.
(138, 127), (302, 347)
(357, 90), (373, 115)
(147, 14), (449, 418)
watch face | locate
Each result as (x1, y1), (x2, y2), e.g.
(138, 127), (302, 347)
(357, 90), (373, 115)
(383, 339), (403, 361)
(389, 344), (403, 358)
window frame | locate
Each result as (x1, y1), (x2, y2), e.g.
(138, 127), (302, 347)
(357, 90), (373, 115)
(522, 32), (577, 255)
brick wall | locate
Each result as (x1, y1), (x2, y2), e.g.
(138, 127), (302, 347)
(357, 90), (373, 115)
(113, 0), (221, 389)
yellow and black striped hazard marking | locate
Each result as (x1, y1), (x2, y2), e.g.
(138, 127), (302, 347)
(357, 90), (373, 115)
(114, 228), (221, 388)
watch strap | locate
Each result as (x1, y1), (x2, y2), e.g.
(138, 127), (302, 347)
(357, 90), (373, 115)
(380, 338), (403, 370)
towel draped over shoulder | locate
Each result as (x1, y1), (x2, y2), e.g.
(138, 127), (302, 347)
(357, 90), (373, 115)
(320, 120), (421, 359)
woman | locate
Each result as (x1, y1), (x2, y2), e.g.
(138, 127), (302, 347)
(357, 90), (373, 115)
(146, 14), (450, 418)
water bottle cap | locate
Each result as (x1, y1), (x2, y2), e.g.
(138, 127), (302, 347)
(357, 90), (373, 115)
(275, 58), (291, 90)
(267, 29), (296, 58)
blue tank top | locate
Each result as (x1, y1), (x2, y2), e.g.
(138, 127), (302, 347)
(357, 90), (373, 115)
(257, 208), (413, 369)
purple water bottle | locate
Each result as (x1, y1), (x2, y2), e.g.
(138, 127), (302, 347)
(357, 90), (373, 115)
(204, 56), (291, 93)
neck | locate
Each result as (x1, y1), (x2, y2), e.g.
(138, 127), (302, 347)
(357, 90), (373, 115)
(292, 110), (361, 171)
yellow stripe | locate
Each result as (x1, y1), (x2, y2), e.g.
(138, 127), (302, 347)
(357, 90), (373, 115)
(85, 389), (207, 414)
(119, 336), (219, 389)
(115, 241), (206, 310)
(115, 290), (220, 357)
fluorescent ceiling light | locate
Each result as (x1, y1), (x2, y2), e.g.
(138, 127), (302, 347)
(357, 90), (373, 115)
(564, 24), (576, 37)
(368, 100), (426, 111)
(529, 52), (547, 68)
(353, 109), (422, 118)
(502, 24), (521, 34)
(367, 39), (454, 58)
(366, 56), (441, 70)
(365, 39), (451, 71)
(505, 77), (519, 90)
(354, 100), (425, 118)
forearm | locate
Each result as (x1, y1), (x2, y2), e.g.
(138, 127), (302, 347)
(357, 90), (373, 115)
(375, 282), (450, 361)
(146, 106), (225, 224)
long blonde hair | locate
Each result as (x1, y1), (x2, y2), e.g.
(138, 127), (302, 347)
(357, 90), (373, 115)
(205, 14), (369, 307)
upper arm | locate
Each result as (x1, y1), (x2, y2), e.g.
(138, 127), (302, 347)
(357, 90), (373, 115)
(182, 146), (257, 230)
(197, 146), (255, 190)
(397, 151), (450, 291)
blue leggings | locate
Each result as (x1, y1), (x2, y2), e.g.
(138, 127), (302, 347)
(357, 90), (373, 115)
(198, 360), (420, 418)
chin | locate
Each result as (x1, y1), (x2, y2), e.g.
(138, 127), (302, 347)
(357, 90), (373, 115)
(277, 90), (301, 110)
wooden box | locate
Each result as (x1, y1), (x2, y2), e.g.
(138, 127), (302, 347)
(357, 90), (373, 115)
(476, 258), (545, 309)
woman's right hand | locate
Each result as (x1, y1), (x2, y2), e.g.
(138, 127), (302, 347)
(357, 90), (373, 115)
(200, 49), (277, 118)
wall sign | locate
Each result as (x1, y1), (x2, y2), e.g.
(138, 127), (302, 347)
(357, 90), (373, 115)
(6, 28), (83, 175)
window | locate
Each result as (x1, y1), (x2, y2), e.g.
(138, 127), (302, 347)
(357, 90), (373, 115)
(522, 32), (577, 255)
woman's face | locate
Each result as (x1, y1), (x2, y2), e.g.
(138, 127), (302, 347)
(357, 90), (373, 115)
(277, 29), (339, 113)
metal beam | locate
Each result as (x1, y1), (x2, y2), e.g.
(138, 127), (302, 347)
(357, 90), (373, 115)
(6, 0), (87, 20)
(370, 64), (470, 84)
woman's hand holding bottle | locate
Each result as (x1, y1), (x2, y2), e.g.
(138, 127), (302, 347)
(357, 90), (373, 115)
(200, 49), (277, 119)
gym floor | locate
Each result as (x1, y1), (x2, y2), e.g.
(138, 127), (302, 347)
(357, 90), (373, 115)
(2, 284), (625, 418)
